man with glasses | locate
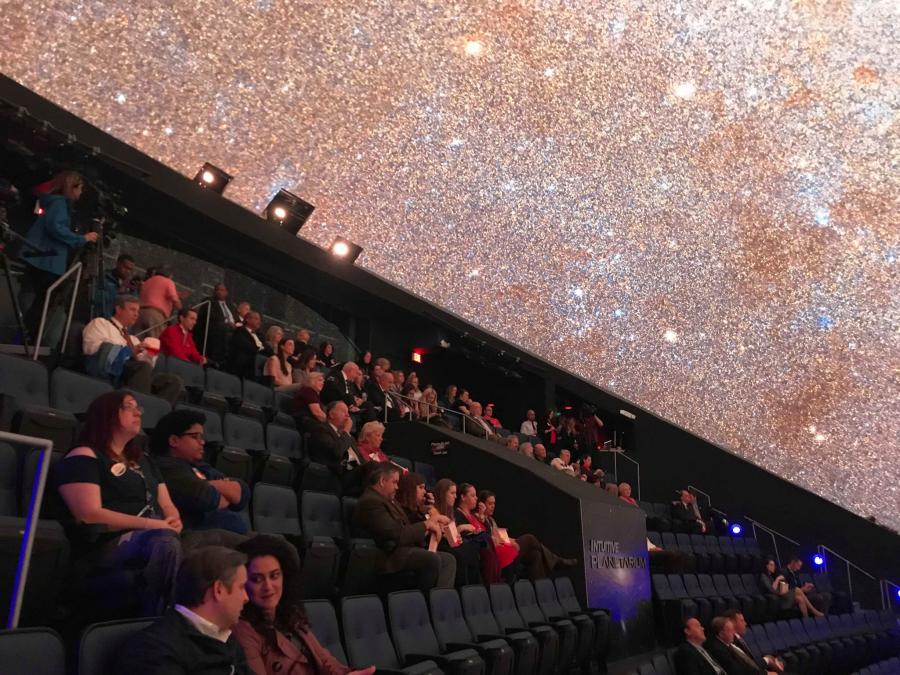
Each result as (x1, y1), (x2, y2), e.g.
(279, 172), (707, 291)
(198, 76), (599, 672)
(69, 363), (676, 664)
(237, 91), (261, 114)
(150, 409), (250, 535)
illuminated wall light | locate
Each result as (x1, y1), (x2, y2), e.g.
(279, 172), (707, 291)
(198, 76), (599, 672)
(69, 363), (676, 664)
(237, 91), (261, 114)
(812, 554), (825, 566)
(265, 189), (315, 234)
(329, 236), (363, 263)
(411, 351), (423, 364)
(730, 523), (743, 536)
(193, 162), (232, 194)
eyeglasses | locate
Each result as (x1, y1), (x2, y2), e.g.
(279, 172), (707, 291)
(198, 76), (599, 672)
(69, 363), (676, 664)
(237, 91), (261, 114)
(179, 432), (205, 441)
(120, 403), (144, 414)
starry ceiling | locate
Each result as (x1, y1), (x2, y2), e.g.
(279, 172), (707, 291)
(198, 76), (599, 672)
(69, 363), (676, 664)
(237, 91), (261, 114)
(2, 0), (898, 529)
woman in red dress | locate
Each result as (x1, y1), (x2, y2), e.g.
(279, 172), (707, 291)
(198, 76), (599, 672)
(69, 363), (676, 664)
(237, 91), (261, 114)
(455, 483), (518, 583)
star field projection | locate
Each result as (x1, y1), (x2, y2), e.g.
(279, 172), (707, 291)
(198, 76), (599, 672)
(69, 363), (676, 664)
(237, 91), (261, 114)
(3, 1), (899, 528)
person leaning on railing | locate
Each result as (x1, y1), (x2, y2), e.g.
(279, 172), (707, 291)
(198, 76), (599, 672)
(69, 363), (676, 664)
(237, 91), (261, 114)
(19, 170), (99, 336)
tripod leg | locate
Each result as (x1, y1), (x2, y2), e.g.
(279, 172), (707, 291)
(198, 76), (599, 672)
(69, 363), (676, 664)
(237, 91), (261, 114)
(1, 253), (32, 358)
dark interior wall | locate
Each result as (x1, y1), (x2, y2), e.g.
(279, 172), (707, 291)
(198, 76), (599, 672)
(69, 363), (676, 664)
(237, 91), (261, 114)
(634, 413), (900, 603)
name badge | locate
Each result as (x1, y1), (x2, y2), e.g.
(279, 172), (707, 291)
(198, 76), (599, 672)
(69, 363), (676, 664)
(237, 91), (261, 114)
(110, 463), (127, 477)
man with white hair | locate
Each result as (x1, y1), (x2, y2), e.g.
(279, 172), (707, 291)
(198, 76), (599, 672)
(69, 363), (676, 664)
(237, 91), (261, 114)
(519, 442), (534, 457)
(550, 449), (576, 475)
(463, 401), (498, 441)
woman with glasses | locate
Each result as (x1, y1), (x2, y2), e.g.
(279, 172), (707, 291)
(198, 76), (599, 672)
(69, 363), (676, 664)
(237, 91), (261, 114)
(53, 390), (183, 616)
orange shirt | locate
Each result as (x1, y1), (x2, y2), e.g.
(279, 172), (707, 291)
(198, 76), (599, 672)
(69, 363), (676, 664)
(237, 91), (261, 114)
(140, 275), (179, 316)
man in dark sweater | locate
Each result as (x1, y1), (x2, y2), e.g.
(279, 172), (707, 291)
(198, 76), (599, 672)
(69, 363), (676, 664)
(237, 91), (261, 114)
(151, 409), (250, 535)
(114, 546), (250, 675)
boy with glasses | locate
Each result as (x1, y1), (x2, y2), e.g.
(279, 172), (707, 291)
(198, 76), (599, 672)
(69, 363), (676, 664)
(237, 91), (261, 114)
(150, 409), (250, 534)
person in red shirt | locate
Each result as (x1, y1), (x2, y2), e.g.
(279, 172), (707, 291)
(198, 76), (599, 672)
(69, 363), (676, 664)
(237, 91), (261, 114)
(160, 308), (207, 365)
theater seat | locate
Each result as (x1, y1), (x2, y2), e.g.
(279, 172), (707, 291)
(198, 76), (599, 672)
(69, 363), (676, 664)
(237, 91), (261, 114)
(554, 576), (611, 665)
(124, 389), (171, 432)
(304, 600), (349, 665)
(430, 588), (515, 675)
(513, 580), (577, 673)
(460, 584), (541, 675)
(251, 483), (301, 537)
(341, 594), (442, 675)
(388, 590), (485, 675)
(50, 368), (113, 415)
(79, 618), (155, 675)
(0, 444), (17, 516)
(533, 578), (594, 671)
(0, 627), (65, 675)
(490, 583), (559, 675)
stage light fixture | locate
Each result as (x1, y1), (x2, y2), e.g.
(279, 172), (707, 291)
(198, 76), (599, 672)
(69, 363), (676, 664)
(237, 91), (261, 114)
(812, 554), (825, 566)
(265, 189), (315, 235)
(194, 162), (232, 194)
(730, 523), (743, 536)
(329, 237), (363, 263)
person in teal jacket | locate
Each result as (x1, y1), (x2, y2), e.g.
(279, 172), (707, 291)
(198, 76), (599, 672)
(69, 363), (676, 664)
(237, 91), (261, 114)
(18, 170), (98, 336)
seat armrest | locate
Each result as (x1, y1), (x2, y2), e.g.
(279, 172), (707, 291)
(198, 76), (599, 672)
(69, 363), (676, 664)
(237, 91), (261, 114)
(405, 653), (449, 668)
(476, 633), (509, 642)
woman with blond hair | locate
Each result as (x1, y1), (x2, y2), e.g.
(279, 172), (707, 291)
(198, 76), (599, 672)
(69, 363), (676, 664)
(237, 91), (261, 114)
(357, 421), (390, 463)
(20, 170), (99, 335)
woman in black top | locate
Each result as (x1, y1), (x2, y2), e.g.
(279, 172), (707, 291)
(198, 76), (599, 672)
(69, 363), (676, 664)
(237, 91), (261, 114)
(317, 341), (337, 370)
(54, 390), (183, 616)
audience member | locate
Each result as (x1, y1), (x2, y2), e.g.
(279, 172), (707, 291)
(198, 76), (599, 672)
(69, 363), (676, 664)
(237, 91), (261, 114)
(440, 384), (458, 410)
(482, 403), (502, 428)
(291, 328), (312, 358)
(478, 490), (576, 580)
(193, 283), (236, 367)
(291, 348), (318, 385)
(520, 409), (538, 436)
(533, 443), (548, 463)
(54, 391), (183, 616)
(356, 350), (372, 375)
(136, 265), (182, 338)
(672, 490), (708, 534)
(391, 370), (406, 392)
(455, 482), (516, 584)
(431, 479), (482, 586)
(619, 482), (638, 506)
(581, 409), (607, 452)
(317, 341), (337, 370)
(605, 483), (620, 497)
(19, 170), (99, 335)
(401, 371), (422, 402)
(228, 311), (271, 380)
(367, 370), (402, 423)
(556, 416), (579, 453)
(453, 388), (472, 416)
(264, 338), (301, 392)
(519, 442), (534, 458)
(93, 253), (137, 319)
(721, 609), (785, 674)
(550, 448), (576, 475)
(150, 409), (250, 535)
(83, 294), (183, 403)
(419, 386), (445, 425)
(504, 435), (520, 452)
(463, 401), (499, 441)
(578, 453), (594, 478)
(396, 472), (434, 523)
(264, 325), (284, 355)
(357, 421), (390, 463)
(234, 301), (251, 328)
(307, 401), (360, 474)
(160, 307), (208, 365)
(115, 546), (250, 675)
(293, 371), (327, 432)
(353, 463), (456, 593)
(704, 616), (776, 675)
(321, 361), (364, 410)
(234, 535), (376, 675)
(781, 557), (827, 616)
(542, 410), (559, 447)
(673, 617), (726, 675)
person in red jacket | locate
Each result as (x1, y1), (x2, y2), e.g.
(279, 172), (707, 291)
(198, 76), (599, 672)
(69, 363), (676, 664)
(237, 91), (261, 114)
(160, 307), (207, 365)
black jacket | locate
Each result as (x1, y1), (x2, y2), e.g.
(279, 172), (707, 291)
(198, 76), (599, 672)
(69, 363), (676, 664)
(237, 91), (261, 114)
(226, 327), (270, 380)
(673, 641), (726, 675)
(306, 421), (359, 471)
(193, 298), (234, 365)
(705, 637), (764, 675)
(113, 609), (249, 675)
(365, 383), (401, 423)
(321, 372), (362, 407)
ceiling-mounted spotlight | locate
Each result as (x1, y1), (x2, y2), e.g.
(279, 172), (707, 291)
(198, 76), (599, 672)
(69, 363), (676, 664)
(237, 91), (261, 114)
(330, 236), (363, 263)
(266, 189), (315, 235)
(194, 162), (232, 194)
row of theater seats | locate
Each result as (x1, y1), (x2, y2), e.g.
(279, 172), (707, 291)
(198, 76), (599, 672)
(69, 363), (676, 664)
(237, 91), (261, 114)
(639, 502), (710, 534)
(648, 530), (764, 573)
(624, 610), (900, 675)
(0, 580), (610, 675)
(652, 571), (848, 640)
(856, 657), (900, 674)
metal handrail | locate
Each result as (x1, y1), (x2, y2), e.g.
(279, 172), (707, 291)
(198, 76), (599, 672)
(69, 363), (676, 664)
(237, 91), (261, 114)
(687, 484), (713, 509)
(744, 516), (800, 568)
(32, 261), (82, 360)
(615, 452), (642, 501)
(816, 543), (881, 606)
(0, 431), (54, 628)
